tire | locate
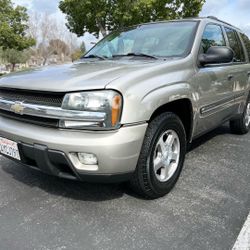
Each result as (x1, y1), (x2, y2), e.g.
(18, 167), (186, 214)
(130, 112), (187, 199)
(230, 95), (250, 135)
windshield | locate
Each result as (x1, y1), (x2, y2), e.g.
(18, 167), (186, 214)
(85, 21), (198, 59)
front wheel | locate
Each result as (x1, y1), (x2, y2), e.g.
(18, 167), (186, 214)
(230, 95), (250, 135)
(130, 112), (187, 199)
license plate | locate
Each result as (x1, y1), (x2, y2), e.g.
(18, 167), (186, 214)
(0, 137), (20, 161)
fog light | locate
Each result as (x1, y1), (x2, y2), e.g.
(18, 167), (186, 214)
(78, 153), (98, 165)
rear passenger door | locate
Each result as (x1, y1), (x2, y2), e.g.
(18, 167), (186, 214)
(223, 27), (250, 111)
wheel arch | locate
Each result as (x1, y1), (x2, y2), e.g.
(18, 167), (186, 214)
(149, 98), (194, 143)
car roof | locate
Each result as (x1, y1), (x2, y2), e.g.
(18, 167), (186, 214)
(139, 16), (242, 33)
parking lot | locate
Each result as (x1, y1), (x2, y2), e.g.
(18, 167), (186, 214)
(0, 124), (249, 250)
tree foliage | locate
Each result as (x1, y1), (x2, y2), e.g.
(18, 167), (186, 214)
(71, 49), (82, 62)
(2, 49), (30, 71)
(59, 0), (205, 37)
(80, 41), (86, 54)
(49, 39), (70, 56)
(36, 39), (70, 65)
(0, 0), (35, 50)
(27, 12), (80, 65)
(71, 41), (86, 62)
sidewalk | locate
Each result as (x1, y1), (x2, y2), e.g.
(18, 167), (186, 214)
(233, 213), (250, 250)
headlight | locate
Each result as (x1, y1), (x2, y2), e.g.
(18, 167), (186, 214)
(60, 90), (122, 130)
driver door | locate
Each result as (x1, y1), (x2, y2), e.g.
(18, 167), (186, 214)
(192, 24), (236, 136)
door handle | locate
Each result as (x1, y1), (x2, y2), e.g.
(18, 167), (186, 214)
(247, 71), (250, 77)
(228, 75), (234, 81)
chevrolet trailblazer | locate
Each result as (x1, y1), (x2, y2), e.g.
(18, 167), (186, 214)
(0, 17), (250, 198)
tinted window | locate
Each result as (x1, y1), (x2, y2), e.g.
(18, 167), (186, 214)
(201, 24), (226, 53)
(240, 33), (250, 60)
(225, 27), (245, 62)
(85, 22), (198, 58)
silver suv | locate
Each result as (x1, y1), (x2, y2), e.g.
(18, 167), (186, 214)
(0, 17), (250, 198)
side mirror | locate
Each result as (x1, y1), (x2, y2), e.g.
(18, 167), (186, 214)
(198, 46), (234, 66)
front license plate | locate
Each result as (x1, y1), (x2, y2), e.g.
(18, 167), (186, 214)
(0, 137), (20, 161)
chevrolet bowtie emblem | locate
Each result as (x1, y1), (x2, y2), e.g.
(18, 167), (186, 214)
(10, 102), (25, 115)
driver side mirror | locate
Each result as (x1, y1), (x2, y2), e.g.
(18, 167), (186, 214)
(198, 46), (234, 66)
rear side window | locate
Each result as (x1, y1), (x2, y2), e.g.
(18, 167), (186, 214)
(240, 33), (250, 60)
(201, 24), (226, 53)
(225, 27), (245, 62)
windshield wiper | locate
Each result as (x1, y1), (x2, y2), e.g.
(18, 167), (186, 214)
(82, 54), (107, 60)
(113, 53), (158, 59)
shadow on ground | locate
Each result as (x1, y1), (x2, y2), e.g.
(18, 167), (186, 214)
(2, 124), (232, 202)
(188, 123), (231, 151)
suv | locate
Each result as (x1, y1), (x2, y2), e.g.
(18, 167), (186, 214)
(0, 17), (250, 198)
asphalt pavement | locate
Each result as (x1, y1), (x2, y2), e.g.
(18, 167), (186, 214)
(0, 124), (249, 250)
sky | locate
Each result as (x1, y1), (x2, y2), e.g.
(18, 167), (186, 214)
(200, 0), (250, 35)
(12, 0), (250, 49)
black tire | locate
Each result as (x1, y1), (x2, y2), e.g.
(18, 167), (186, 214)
(230, 95), (250, 135)
(130, 112), (187, 199)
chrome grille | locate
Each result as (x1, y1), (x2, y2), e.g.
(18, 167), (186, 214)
(0, 89), (65, 107)
(0, 109), (59, 127)
(0, 89), (65, 128)
(0, 88), (106, 129)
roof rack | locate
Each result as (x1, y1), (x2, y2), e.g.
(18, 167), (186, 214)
(207, 16), (235, 28)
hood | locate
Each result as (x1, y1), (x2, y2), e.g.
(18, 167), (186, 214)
(0, 59), (165, 92)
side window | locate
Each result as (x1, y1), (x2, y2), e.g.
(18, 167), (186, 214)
(225, 27), (245, 62)
(201, 24), (226, 53)
(240, 33), (250, 60)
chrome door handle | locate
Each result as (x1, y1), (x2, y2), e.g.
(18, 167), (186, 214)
(228, 75), (234, 80)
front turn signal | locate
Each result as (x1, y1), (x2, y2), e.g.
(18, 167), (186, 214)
(111, 94), (122, 126)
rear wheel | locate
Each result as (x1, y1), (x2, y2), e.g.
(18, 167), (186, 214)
(130, 112), (187, 199)
(230, 95), (250, 135)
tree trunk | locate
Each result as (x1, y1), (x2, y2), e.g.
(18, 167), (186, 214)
(43, 57), (47, 66)
(97, 21), (107, 37)
(11, 63), (16, 72)
(100, 27), (107, 37)
(60, 53), (65, 63)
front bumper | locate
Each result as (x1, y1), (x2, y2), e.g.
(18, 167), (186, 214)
(0, 116), (147, 182)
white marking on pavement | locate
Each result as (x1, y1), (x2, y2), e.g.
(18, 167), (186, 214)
(233, 212), (250, 250)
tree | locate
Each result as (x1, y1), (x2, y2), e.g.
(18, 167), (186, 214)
(0, 47), (3, 63)
(2, 49), (30, 71)
(49, 39), (70, 62)
(59, 0), (205, 38)
(80, 41), (86, 54)
(0, 0), (35, 50)
(71, 49), (82, 62)
(70, 41), (86, 62)
(28, 11), (80, 65)
(27, 13), (55, 65)
(37, 43), (52, 66)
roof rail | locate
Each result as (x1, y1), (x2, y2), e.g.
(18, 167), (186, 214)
(207, 16), (235, 28)
(207, 16), (219, 20)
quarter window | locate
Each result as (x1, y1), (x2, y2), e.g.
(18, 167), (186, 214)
(201, 24), (226, 53)
(225, 27), (245, 62)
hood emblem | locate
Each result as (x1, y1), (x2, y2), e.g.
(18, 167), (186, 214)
(10, 102), (25, 115)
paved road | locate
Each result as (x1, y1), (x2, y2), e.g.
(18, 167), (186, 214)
(0, 124), (249, 250)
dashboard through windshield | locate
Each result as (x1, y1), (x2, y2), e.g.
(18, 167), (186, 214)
(84, 21), (198, 59)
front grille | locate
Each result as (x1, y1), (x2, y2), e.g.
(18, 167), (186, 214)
(0, 89), (65, 127)
(0, 88), (65, 107)
(0, 109), (59, 127)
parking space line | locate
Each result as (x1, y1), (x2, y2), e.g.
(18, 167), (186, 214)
(233, 212), (250, 250)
